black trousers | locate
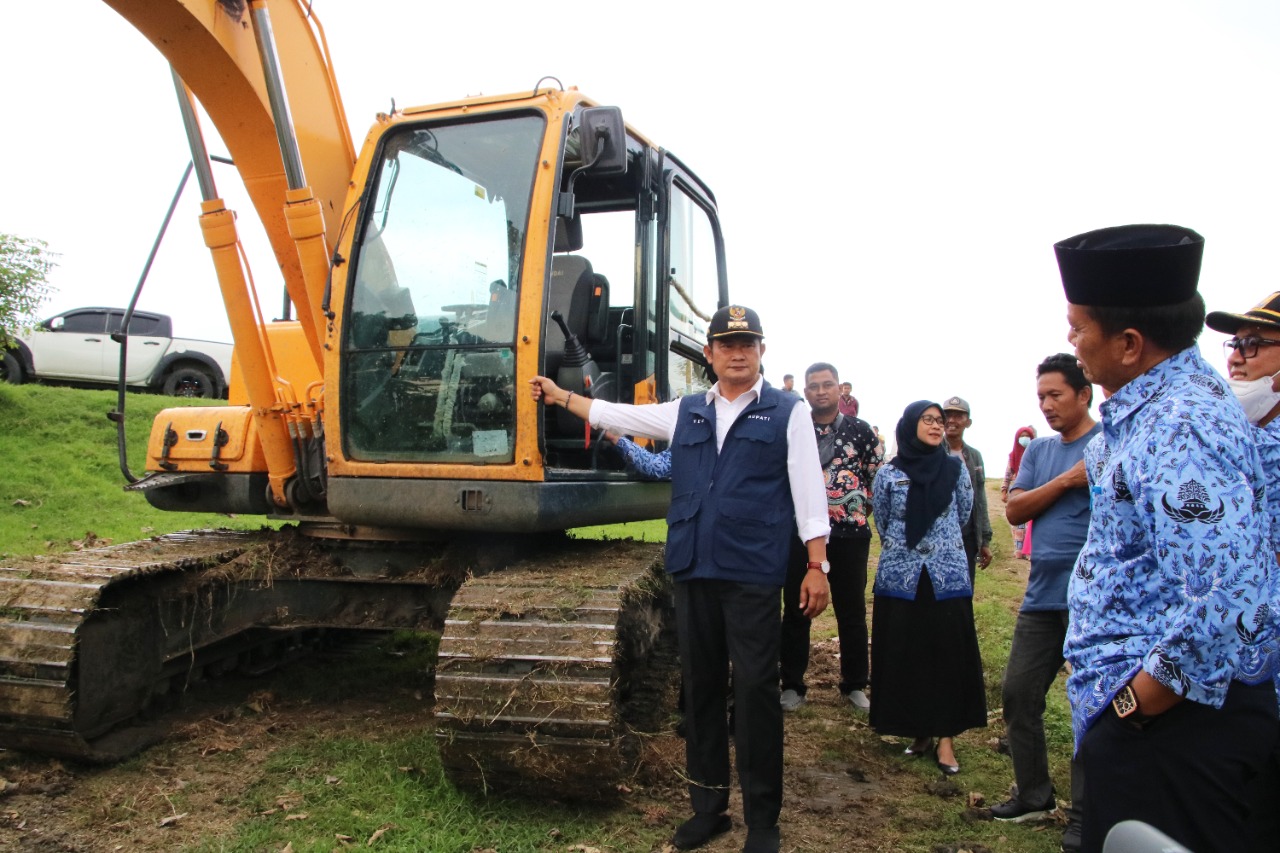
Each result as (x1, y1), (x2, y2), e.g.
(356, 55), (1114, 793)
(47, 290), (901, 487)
(780, 535), (871, 695)
(675, 578), (782, 830)
(1246, 721), (1280, 853)
(1001, 609), (1085, 820)
(1079, 680), (1278, 853)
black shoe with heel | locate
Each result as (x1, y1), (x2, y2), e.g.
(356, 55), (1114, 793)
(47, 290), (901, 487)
(903, 737), (934, 757)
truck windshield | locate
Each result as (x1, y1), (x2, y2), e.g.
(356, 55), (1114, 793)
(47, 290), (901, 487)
(342, 113), (544, 464)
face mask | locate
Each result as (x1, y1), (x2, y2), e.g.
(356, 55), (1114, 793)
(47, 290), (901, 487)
(1017, 436), (1031, 448)
(1227, 370), (1280, 424)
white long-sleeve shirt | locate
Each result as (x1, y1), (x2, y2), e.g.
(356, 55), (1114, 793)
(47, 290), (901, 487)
(587, 376), (831, 544)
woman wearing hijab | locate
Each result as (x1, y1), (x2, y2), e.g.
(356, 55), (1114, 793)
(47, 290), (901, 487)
(1002, 426), (1037, 558)
(869, 400), (988, 775)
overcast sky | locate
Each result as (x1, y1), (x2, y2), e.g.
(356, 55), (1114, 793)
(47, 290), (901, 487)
(4, 0), (1280, 471)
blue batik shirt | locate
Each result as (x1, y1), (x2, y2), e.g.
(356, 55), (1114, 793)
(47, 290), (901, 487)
(1254, 418), (1280, 706)
(613, 437), (672, 481)
(871, 458), (974, 601)
(1256, 418), (1280, 552)
(1065, 347), (1279, 750)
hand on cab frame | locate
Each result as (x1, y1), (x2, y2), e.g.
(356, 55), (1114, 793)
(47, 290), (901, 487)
(530, 376), (588, 418)
(529, 375), (561, 405)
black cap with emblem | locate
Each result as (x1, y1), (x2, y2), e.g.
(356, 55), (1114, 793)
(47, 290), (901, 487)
(1205, 291), (1280, 335)
(707, 305), (765, 340)
(1054, 224), (1204, 307)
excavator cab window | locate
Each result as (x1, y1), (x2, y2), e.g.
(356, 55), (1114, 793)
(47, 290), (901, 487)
(341, 113), (544, 464)
(666, 183), (717, 398)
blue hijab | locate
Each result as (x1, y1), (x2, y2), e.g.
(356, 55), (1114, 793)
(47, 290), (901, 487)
(893, 400), (963, 549)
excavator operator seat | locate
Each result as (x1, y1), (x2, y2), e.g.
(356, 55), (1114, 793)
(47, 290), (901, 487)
(544, 216), (611, 381)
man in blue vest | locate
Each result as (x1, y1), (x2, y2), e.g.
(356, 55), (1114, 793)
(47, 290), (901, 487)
(530, 305), (831, 853)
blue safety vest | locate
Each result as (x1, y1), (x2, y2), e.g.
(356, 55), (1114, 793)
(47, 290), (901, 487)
(665, 385), (796, 585)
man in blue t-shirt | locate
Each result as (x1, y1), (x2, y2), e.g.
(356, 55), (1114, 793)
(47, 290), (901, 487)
(990, 353), (1099, 853)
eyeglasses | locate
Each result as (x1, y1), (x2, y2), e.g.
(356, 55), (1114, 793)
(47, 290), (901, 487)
(919, 415), (945, 426)
(1223, 336), (1280, 359)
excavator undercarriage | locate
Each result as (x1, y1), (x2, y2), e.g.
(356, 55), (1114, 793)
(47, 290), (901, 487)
(0, 528), (678, 796)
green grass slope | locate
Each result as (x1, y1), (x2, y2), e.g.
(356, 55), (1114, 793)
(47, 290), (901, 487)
(0, 384), (269, 557)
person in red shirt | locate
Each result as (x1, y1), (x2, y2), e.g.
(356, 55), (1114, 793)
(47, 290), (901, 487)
(838, 381), (860, 417)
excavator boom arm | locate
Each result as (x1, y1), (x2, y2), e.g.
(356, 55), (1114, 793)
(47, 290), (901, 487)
(102, 0), (357, 307)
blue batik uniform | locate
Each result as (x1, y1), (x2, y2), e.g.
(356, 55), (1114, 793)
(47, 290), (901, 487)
(613, 436), (673, 481)
(1256, 419), (1280, 554)
(1065, 347), (1280, 749)
(870, 460), (974, 601)
(1254, 418), (1280, 706)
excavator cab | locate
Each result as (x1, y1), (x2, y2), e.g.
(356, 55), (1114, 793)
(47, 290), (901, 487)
(321, 92), (729, 532)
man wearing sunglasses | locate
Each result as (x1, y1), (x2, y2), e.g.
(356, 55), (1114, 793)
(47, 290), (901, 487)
(1205, 292), (1280, 853)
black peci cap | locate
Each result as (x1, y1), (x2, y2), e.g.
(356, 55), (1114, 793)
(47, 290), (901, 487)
(707, 305), (764, 340)
(1206, 291), (1280, 335)
(1054, 224), (1204, 307)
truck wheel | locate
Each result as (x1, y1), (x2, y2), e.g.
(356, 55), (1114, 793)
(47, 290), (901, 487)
(1, 351), (26, 384)
(162, 365), (216, 398)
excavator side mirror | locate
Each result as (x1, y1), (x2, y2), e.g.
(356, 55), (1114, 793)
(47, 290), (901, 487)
(557, 107), (628, 217)
(578, 107), (627, 176)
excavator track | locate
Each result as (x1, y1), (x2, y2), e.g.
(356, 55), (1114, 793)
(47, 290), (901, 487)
(0, 530), (269, 760)
(0, 528), (457, 762)
(0, 530), (679, 799)
(434, 539), (678, 799)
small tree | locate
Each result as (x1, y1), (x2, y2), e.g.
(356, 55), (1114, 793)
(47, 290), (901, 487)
(0, 234), (57, 349)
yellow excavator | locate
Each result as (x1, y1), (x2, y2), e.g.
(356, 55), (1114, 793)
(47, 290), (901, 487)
(0, 0), (728, 797)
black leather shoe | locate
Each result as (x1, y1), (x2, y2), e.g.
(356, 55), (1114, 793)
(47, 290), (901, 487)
(672, 813), (732, 850)
(742, 825), (780, 853)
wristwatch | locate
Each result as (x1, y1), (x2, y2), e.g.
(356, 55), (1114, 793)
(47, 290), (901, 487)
(806, 561), (830, 575)
(1112, 684), (1140, 717)
(1111, 684), (1152, 728)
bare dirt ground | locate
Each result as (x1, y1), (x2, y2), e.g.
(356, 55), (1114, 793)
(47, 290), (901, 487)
(0, 635), (1010, 853)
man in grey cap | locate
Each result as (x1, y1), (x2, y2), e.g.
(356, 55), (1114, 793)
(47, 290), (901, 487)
(1056, 224), (1279, 853)
(942, 396), (992, 580)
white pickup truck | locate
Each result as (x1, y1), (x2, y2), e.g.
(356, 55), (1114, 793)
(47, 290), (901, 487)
(1, 307), (234, 398)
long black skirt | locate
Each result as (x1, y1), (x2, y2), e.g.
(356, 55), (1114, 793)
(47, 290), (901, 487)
(868, 570), (987, 738)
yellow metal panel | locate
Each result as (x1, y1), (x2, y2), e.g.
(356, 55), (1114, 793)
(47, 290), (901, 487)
(145, 406), (267, 472)
(228, 321), (322, 406)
